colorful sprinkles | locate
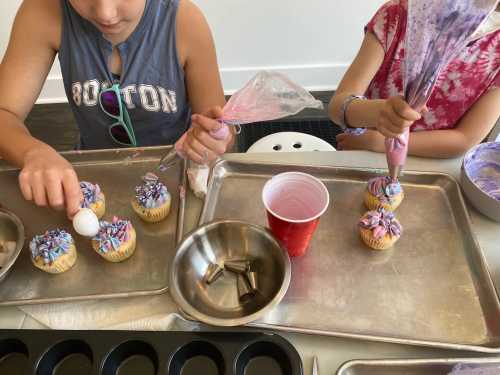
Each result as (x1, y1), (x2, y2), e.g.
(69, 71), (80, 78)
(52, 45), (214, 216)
(93, 217), (132, 253)
(80, 181), (101, 208)
(29, 229), (73, 265)
(135, 173), (170, 209)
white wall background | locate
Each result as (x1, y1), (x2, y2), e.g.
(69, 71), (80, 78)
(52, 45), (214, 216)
(0, 0), (63, 103)
(0, 0), (385, 103)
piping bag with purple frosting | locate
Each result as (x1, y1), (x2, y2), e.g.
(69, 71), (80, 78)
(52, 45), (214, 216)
(385, 0), (498, 180)
(158, 71), (323, 171)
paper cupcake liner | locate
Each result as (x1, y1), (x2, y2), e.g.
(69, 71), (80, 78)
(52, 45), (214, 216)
(131, 198), (171, 223)
(32, 243), (78, 274)
(92, 227), (137, 263)
(360, 228), (399, 250)
(364, 191), (404, 211)
(89, 193), (106, 219)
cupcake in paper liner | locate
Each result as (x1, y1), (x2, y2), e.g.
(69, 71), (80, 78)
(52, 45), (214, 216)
(364, 176), (404, 211)
(358, 208), (402, 250)
(80, 181), (106, 219)
(92, 217), (136, 262)
(30, 229), (77, 274)
(131, 173), (171, 223)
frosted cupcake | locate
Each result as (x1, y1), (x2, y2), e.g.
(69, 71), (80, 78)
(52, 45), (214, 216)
(359, 208), (403, 250)
(364, 176), (404, 211)
(80, 181), (106, 219)
(131, 173), (171, 223)
(92, 217), (136, 262)
(30, 229), (77, 274)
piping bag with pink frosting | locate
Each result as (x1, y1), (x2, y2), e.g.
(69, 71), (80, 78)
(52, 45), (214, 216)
(385, 0), (498, 180)
(158, 71), (323, 170)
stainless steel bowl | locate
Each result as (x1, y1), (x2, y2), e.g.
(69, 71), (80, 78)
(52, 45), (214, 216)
(0, 208), (25, 283)
(461, 142), (500, 222)
(169, 220), (291, 326)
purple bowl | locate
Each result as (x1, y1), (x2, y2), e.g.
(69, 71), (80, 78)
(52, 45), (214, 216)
(461, 142), (500, 222)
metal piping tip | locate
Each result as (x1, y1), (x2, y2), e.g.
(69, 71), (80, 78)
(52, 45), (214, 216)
(237, 274), (254, 301)
(225, 257), (252, 266)
(204, 263), (224, 285)
(388, 165), (402, 181)
(158, 148), (181, 172)
(224, 260), (250, 274)
(245, 271), (258, 292)
(312, 356), (319, 375)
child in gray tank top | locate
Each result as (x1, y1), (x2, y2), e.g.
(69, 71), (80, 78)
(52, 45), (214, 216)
(0, 0), (232, 218)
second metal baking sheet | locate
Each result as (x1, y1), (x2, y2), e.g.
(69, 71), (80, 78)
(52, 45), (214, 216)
(199, 160), (500, 353)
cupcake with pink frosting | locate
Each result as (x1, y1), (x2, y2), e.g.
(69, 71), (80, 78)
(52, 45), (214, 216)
(80, 181), (106, 219)
(359, 208), (403, 250)
(364, 176), (404, 211)
(92, 217), (136, 262)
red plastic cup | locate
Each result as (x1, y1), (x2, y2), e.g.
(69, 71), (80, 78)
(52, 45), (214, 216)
(262, 172), (330, 257)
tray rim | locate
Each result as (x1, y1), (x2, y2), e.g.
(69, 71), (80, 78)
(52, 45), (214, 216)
(336, 357), (500, 374)
(198, 159), (500, 353)
(0, 146), (187, 306)
(200, 159), (474, 224)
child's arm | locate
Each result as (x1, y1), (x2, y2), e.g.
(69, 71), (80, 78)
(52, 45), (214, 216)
(410, 88), (500, 158)
(329, 32), (421, 138)
(337, 88), (500, 158)
(177, 0), (225, 113)
(176, 0), (233, 164)
(0, 0), (83, 217)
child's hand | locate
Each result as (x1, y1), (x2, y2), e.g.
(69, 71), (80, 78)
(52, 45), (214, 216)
(376, 96), (421, 138)
(19, 144), (83, 219)
(336, 129), (385, 152)
(184, 106), (234, 164)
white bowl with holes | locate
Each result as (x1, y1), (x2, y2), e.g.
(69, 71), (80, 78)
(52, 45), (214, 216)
(247, 131), (335, 153)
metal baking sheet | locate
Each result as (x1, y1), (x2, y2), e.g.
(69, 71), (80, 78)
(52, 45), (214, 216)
(199, 160), (500, 353)
(337, 358), (500, 375)
(0, 146), (186, 305)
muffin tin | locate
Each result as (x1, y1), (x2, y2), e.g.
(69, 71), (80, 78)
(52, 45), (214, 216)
(0, 329), (302, 375)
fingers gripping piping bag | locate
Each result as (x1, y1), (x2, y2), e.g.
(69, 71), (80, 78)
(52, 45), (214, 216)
(385, 0), (499, 179)
(158, 71), (324, 171)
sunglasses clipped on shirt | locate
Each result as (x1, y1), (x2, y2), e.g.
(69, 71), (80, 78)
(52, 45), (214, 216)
(99, 83), (137, 147)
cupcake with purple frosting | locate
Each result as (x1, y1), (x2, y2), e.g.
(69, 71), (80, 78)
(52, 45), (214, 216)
(364, 176), (404, 211)
(29, 229), (77, 274)
(80, 181), (106, 219)
(359, 208), (403, 250)
(92, 217), (136, 262)
(131, 173), (171, 223)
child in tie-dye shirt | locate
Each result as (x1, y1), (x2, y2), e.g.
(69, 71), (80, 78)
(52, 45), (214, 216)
(330, 0), (499, 158)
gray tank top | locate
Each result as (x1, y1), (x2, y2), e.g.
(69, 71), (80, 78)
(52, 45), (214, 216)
(58, 0), (190, 149)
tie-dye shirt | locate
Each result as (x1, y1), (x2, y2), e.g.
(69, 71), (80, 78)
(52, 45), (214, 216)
(365, 0), (499, 132)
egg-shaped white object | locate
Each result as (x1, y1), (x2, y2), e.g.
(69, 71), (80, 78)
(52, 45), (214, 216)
(73, 208), (100, 237)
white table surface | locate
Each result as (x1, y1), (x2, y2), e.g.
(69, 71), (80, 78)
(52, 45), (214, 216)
(1, 150), (499, 374)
